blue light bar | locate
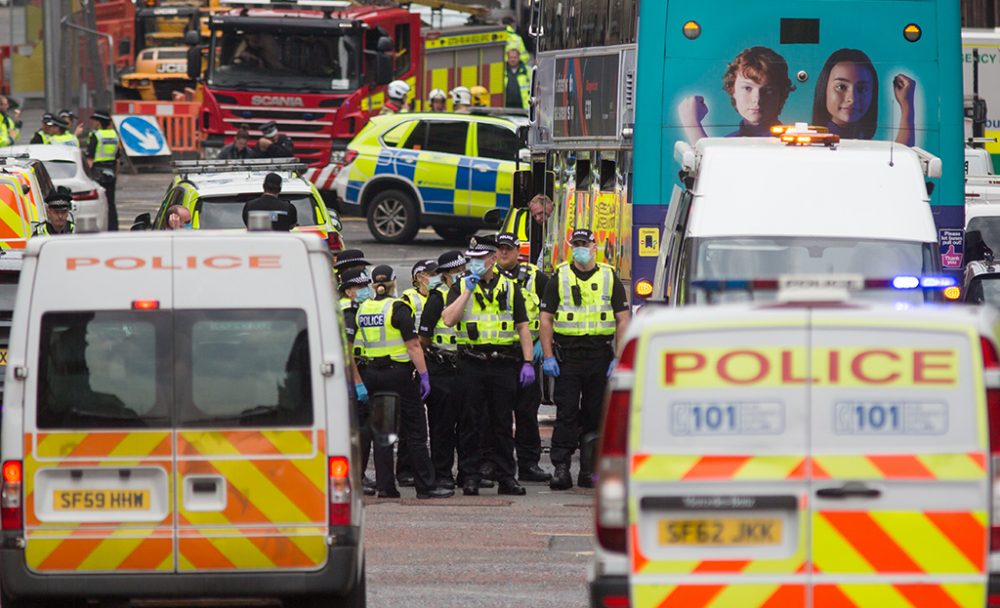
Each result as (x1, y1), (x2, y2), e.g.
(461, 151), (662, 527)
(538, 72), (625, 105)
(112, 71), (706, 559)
(892, 276), (921, 290)
(919, 276), (958, 289)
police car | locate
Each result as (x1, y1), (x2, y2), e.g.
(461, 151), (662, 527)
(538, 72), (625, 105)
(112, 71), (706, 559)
(0, 231), (374, 606)
(332, 112), (520, 244)
(135, 159), (344, 251)
(589, 278), (997, 608)
(7, 144), (110, 232)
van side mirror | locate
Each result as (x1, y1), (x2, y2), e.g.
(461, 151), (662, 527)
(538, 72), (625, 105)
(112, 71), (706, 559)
(369, 392), (399, 447)
(186, 46), (202, 80)
(483, 208), (504, 228)
(375, 36), (394, 86)
(131, 212), (151, 231)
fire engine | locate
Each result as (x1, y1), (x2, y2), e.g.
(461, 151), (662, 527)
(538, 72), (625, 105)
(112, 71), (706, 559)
(190, 0), (508, 192)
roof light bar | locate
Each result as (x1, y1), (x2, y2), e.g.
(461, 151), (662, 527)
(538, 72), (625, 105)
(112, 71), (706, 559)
(692, 275), (958, 293)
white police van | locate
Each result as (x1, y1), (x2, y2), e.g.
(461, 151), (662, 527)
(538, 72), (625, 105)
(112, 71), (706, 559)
(0, 231), (374, 607)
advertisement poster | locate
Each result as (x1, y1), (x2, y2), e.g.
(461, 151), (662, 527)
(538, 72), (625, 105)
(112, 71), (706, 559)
(553, 53), (620, 140)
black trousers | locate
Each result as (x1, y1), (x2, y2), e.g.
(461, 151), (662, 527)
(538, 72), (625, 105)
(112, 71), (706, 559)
(549, 351), (613, 469)
(513, 362), (542, 470)
(395, 437), (411, 480)
(426, 358), (463, 481)
(362, 362), (436, 493)
(94, 164), (117, 230)
(457, 356), (518, 482)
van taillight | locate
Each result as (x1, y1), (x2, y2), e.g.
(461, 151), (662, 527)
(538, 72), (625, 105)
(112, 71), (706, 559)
(1, 460), (22, 531)
(983, 337), (1000, 551)
(329, 456), (351, 527)
(596, 339), (635, 554)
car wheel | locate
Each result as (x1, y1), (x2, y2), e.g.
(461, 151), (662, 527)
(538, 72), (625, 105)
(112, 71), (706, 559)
(432, 225), (478, 244)
(366, 189), (419, 244)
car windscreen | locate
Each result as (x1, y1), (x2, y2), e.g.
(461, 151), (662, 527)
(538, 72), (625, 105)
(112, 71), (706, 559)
(37, 309), (313, 429)
(41, 160), (78, 181)
(966, 276), (1000, 308)
(683, 236), (938, 304)
(196, 194), (318, 229)
(210, 26), (360, 92)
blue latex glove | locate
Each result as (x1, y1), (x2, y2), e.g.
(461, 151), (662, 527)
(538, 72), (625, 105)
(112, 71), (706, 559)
(419, 371), (431, 400)
(532, 340), (543, 362)
(463, 274), (479, 291)
(607, 358), (618, 378)
(519, 362), (536, 387)
(355, 382), (368, 403)
(542, 356), (560, 378)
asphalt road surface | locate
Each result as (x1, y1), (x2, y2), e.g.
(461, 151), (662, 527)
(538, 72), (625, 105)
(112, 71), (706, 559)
(116, 172), (593, 608)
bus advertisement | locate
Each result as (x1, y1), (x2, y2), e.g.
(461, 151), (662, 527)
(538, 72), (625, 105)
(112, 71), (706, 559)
(630, 1), (964, 301)
(527, 1), (963, 304)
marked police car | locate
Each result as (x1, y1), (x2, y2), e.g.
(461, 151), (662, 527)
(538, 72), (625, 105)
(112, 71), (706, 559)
(135, 159), (344, 251)
(332, 113), (519, 244)
(0, 231), (376, 607)
(590, 277), (996, 608)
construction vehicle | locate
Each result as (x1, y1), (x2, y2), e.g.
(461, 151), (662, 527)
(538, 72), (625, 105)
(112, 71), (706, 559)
(192, 0), (508, 192)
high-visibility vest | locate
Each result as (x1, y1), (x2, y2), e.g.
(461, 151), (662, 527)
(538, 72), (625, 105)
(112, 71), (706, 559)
(505, 25), (531, 65)
(430, 284), (458, 352)
(92, 129), (119, 163)
(355, 297), (410, 362)
(32, 221), (75, 237)
(553, 262), (616, 336)
(0, 118), (11, 148)
(33, 130), (52, 145)
(50, 132), (78, 147)
(401, 288), (427, 330)
(516, 263), (541, 338)
(3, 115), (19, 144)
(456, 274), (517, 346)
(339, 296), (353, 312)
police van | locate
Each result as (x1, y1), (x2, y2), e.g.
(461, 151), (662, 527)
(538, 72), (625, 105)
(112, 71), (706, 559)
(590, 281), (997, 607)
(0, 232), (370, 607)
(649, 127), (946, 305)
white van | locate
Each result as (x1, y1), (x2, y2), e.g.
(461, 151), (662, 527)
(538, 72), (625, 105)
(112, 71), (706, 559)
(590, 293), (996, 608)
(651, 131), (945, 305)
(0, 232), (368, 607)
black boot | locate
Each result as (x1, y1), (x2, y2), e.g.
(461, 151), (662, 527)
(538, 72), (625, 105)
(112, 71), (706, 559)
(519, 465), (552, 483)
(550, 464), (572, 490)
(463, 478), (480, 496)
(497, 478), (526, 496)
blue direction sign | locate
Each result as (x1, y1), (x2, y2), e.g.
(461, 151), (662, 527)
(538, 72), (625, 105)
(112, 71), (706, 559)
(112, 115), (171, 157)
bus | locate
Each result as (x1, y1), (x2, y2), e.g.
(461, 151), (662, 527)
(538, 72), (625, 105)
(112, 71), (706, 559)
(526, 0), (963, 302)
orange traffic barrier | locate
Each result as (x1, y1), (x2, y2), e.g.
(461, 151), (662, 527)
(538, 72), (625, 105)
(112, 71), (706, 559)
(112, 100), (201, 154)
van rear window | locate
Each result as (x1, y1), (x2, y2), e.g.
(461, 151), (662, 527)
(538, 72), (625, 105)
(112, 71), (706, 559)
(37, 310), (312, 429)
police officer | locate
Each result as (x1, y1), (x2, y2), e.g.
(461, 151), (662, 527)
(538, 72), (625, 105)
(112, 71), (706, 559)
(242, 172), (297, 231)
(334, 249), (371, 312)
(47, 115), (78, 147)
(59, 109), (83, 139)
(84, 110), (120, 230)
(381, 80), (412, 115)
(32, 191), (75, 236)
(442, 236), (535, 496)
(256, 121), (295, 159)
(339, 267), (377, 496)
(495, 232), (551, 482)
(356, 265), (452, 499)
(30, 113), (56, 144)
(0, 95), (20, 147)
(541, 229), (631, 490)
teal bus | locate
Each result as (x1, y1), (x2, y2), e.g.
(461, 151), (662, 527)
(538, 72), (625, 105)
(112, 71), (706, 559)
(629, 0), (964, 301)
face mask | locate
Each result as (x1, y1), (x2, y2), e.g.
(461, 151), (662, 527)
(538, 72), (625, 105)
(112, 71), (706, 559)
(354, 287), (373, 303)
(573, 246), (593, 264)
(428, 275), (443, 289)
(467, 258), (487, 277)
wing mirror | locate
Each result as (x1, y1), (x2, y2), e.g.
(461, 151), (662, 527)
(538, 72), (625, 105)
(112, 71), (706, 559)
(483, 208), (504, 228)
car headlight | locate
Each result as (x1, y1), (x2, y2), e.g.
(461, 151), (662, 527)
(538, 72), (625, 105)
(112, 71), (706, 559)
(329, 149), (346, 165)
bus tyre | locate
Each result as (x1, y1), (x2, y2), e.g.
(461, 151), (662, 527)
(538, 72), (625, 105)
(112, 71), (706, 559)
(432, 225), (478, 244)
(367, 189), (419, 244)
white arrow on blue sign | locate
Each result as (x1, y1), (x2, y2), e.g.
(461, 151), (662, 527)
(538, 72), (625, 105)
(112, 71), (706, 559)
(111, 115), (172, 157)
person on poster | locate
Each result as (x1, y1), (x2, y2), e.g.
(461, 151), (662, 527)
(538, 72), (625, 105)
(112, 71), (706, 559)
(677, 46), (795, 144)
(811, 48), (915, 146)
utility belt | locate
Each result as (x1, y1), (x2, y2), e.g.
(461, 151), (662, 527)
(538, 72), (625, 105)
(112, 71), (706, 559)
(365, 355), (413, 370)
(553, 340), (613, 362)
(425, 347), (459, 367)
(459, 345), (520, 363)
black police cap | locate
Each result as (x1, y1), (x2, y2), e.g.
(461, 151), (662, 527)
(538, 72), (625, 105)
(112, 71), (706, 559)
(339, 267), (371, 288)
(334, 249), (369, 270)
(436, 250), (466, 271)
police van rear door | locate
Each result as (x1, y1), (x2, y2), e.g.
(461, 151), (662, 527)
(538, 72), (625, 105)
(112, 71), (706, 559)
(809, 309), (989, 606)
(171, 236), (329, 573)
(23, 237), (177, 575)
(627, 309), (811, 607)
